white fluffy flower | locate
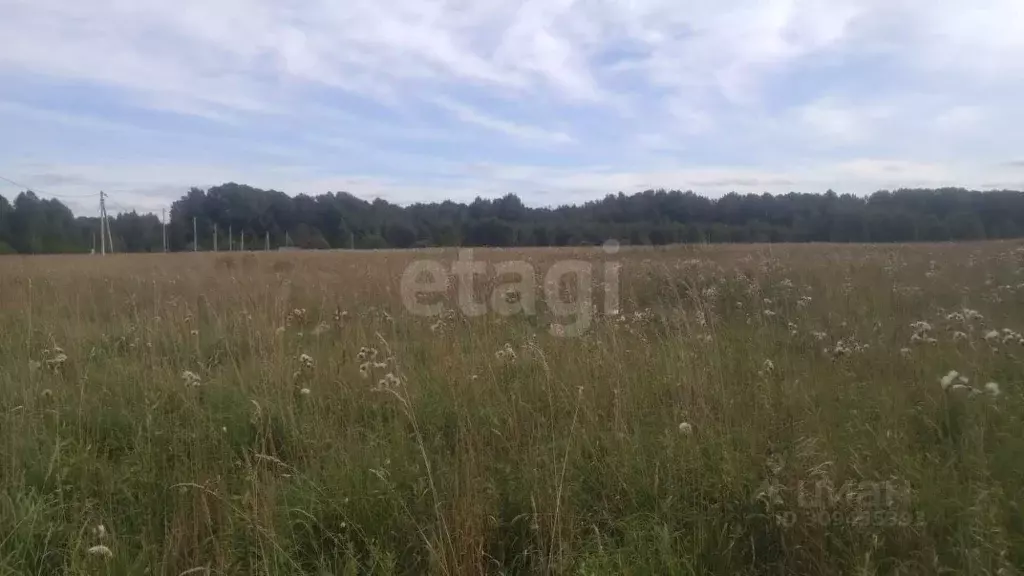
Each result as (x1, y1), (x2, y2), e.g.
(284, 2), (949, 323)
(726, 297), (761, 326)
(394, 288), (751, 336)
(181, 370), (201, 387)
(678, 422), (693, 435)
(984, 382), (1001, 397)
(940, 370), (968, 390)
(87, 545), (113, 559)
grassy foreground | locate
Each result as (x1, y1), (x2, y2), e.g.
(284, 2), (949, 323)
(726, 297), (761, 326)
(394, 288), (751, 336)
(1, 243), (1023, 575)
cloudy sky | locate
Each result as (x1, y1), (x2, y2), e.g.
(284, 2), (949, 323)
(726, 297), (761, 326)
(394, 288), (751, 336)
(1, 0), (1023, 215)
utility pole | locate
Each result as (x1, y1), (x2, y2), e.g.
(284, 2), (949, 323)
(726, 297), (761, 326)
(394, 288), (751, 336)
(229, 226), (233, 251)
(214, 223), (218, 252)
(162, 208), (167, 252)
(240, 231), (245, 252)
(265, 231), (269, 251)
(106, 208), (114, 253)
(99, 191), (108, 255)
(193, 217), (197, 252)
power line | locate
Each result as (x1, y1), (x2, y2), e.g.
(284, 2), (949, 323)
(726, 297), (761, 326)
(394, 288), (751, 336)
(0, 174), (101, 200)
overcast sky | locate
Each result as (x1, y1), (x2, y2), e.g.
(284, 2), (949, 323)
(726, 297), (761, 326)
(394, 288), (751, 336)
(1, 0), (1023, 215)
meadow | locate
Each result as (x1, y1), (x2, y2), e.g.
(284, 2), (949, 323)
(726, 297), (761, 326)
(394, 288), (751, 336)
(1, 242), (1023, 575)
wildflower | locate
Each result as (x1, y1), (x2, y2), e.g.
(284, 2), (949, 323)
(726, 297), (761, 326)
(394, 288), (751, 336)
(87, 545), (113, 559)
(298, 353), (315, 369)
(429, 319), (444, 333)
(372, 361), (388, 370)
(357, 347), (378, 362)
(92, 524), (106, 540)
(45, 352), (68, 371)
(900, 347), (912, 358)
(762, 359), (775, 374)
(181, 370), (201, 387)
(985, 330), (1000, 343)
(910, 321), (933, 333)
(953, 331), (968, 343)
(377, 373), (401, 389)
(359, 363), (371, 379)
(984, 382), (1001, 397)
(678, 422), (693, 435)
(940, 370), (968, 390)
(1001, 328), (1023, 345)
(695, 309), (707, 327)
(811, 331), (828, 341)
(763, 310), (777, 317)
(299, 388), (311, 396)
(495, 343), (517, 362)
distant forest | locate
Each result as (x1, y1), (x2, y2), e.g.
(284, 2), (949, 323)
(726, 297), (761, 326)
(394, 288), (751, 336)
(2, 184), (1024, 254)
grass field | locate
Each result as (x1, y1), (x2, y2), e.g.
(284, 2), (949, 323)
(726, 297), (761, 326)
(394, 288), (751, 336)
(1, 242), (1023, 575)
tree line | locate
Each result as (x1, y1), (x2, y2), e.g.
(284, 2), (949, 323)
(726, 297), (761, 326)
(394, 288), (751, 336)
(2, 183), (1024, 254)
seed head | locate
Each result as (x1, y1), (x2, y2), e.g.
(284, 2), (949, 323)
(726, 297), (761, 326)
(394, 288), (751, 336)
(87, 545), (113, 559)
(181, 370), (201, 387)
(940, 370), (968, 390)
(495, 343), (517, 362)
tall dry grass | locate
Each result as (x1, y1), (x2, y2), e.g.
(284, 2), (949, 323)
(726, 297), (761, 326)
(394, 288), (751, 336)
(1, 242), (1023, 575)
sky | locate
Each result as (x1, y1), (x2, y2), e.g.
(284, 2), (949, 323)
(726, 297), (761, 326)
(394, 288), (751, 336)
(1, 0), (1023, 216)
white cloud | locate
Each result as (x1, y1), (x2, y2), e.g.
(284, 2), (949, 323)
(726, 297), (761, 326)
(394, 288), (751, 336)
(797, 98), (892, 144)
(432, 97), (573, 144)
(1, 0), (1023, 209)
(934, 106), (985, 133)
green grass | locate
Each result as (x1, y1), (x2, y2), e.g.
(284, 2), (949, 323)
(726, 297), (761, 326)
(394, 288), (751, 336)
(1, 243), (1023, 575)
